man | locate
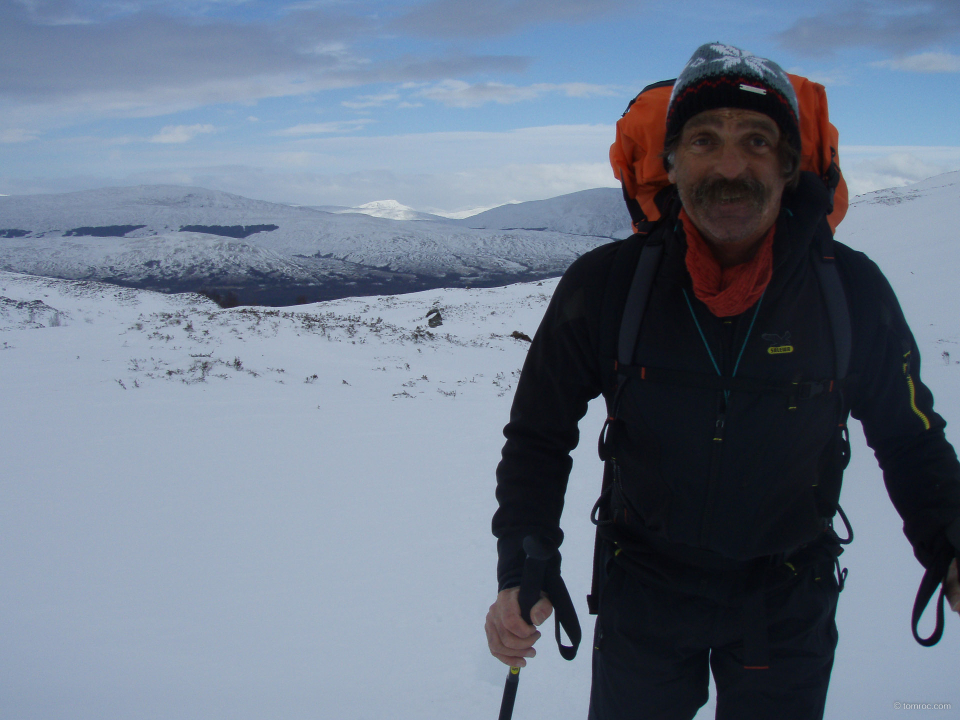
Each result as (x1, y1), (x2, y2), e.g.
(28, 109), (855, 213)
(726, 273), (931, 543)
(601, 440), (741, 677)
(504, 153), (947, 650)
(485, 43), (960, 719)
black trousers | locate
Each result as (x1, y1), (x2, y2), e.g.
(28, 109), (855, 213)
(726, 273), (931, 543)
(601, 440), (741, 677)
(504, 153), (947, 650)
(587, 556), (840, 720)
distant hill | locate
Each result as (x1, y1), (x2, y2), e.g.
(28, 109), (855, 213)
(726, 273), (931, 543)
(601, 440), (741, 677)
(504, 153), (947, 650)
(0, 185), (623, 306)
(458, 188), (632, 239)
(309, 199), (456, 223)
(15, 172), (952, 310)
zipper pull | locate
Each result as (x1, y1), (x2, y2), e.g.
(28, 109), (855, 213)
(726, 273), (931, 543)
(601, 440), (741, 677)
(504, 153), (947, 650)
(714, 413), (726, 443)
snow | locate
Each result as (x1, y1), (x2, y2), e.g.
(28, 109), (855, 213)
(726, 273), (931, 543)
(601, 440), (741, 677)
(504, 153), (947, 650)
(354, 199), (436, 221)
(459, 187), (632, 239)
(0, 185), (625, 296)
(1, 172), (960, 718)
(310, 199), (454, 223)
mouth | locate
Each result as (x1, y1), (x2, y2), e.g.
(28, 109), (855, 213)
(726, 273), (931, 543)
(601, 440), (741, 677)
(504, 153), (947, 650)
(716, 190), (749, 204)
(692, 178), (766, 212)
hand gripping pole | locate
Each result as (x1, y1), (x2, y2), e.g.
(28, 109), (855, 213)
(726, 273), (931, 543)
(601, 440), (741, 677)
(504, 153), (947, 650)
(497, 536), (582, 720)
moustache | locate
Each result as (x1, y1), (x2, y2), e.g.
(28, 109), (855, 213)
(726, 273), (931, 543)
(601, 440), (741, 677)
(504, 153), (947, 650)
(690, 177), (767, 209)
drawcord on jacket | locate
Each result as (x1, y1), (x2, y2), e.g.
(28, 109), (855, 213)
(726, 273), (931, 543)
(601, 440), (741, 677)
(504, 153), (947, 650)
(682, 288), (766, 404)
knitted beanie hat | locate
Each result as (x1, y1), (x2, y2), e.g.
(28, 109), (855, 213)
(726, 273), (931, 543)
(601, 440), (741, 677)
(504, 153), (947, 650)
(666, 43), (800, 155)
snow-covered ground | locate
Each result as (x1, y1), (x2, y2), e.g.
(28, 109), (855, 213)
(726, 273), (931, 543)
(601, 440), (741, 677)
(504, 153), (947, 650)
(2, 172), (960, 719)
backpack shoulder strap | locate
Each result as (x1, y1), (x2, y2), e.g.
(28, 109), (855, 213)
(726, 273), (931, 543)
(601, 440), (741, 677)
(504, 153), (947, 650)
(813, 231), (851, 379)
(589, 227), (666, 616)
(811, 228), (855, 535)
(598, 222), (670, 395)
(618, 239), (664, 370)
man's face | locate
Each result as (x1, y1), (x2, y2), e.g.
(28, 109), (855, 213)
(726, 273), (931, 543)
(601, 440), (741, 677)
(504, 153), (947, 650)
(668, 108), (788, 248)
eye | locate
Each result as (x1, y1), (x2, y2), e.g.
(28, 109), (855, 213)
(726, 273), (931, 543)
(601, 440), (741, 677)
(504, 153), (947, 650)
(747, 134), (773, 149)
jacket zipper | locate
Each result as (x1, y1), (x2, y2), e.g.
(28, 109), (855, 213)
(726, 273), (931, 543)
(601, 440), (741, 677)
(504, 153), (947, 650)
(700, 397), (727, 546)
(699, 318), (734, 546)
(683, 291), (765, 548)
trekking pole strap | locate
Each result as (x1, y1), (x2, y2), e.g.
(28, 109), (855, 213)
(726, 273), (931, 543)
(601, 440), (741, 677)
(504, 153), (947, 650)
(911, 554), (953, 647)
(544, 564), (582, 660)
(519, 536), (582, 661)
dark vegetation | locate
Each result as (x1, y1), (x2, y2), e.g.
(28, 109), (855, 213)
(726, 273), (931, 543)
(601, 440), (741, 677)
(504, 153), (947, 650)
(93, 266), (559, 308)
(178, 224), (279, 239)
(1, 229), (30, 238)
(65, 225), (146, 237)
(198, 289), (241, 308)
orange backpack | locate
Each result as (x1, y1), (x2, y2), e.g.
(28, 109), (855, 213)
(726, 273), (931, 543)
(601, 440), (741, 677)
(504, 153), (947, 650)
(609, 75), (848, 234)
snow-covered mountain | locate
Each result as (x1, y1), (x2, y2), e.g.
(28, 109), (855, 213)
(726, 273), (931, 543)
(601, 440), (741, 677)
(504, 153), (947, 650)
(0, 185), (629, 305)
(312, 199), (455, 223)
(457, 187), (632, 238)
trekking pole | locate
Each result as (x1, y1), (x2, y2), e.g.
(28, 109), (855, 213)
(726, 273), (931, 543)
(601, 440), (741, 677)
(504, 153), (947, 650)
(497, 536), (553, 720)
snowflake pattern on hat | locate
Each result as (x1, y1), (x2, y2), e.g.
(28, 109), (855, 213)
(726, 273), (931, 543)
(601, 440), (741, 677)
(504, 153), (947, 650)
(708, 44), (785, 81)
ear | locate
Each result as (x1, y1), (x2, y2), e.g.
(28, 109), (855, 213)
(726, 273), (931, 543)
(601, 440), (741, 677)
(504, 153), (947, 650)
(667, 166), (676, 184)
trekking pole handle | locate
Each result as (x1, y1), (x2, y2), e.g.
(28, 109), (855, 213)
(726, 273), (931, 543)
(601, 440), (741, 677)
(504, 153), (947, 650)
(497, 536), (556, 720)
(517, 535), (553, 623)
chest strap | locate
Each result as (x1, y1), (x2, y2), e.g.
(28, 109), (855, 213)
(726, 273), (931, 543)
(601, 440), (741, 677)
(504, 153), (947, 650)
(613, 362), (849, 407)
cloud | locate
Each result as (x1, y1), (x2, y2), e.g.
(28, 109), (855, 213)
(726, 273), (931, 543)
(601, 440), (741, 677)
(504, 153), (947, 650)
(0, 159), (621, 213)
(111, 161), (621, 213)
(12, 0), (97, 25)
(412, 80), (618, 108)
(347, 54), (531, 85)
(391, 0), (634, 38)
(873, 51), (960, 73)
(341, 92), (401, 110)
(779, 0), (960, 56)
(785, 67), (851, 87)
(0, 127), (40, 143)
(0, 122), (620, 210)
(149, 123), (215, 143)
(840, 145), (960, 196)
(0, 2), (529, 122)
(273, 120), (374, 136)
(0, 7), (343, 101)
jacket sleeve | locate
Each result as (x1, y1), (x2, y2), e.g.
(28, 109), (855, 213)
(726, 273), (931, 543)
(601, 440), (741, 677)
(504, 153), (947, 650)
(844, 250), (960, 570)
(492, 247), (612, 590)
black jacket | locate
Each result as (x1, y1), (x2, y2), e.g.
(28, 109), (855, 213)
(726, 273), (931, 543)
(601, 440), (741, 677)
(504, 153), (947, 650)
(493, 173), (960, 590)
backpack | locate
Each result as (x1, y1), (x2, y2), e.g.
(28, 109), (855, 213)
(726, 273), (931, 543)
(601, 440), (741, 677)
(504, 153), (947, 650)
(587, 75), (855, 622)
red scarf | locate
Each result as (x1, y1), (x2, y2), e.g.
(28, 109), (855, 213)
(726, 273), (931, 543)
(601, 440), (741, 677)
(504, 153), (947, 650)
(681, 209), (775, 318)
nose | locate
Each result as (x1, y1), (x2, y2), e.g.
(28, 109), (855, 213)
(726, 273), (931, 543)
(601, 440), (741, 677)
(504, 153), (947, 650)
(714, 142), (749, 179)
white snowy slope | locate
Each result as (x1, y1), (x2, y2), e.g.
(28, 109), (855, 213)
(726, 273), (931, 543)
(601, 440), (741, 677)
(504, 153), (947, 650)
(458, 187), (633, 239)
(1, 173), (959, 720)
(0, 185), (615, 301)
(312, 199), (456, 223)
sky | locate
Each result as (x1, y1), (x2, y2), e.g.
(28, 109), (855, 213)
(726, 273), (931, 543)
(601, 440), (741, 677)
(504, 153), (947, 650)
(1, 0), (959, 215)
